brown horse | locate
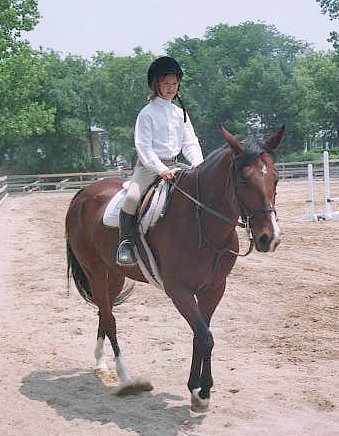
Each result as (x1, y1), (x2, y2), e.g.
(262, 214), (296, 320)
(65, 125), (284, 411)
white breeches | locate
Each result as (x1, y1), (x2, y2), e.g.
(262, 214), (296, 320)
(122, 160), (158, 215)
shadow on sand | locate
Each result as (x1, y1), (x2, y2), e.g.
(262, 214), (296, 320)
(20, 368), (206, 435)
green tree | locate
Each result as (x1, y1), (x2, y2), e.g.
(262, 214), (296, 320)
(0, 1), (57, 173)
(0, 0), (39, 59)
(0, 47), (55, 171)
(292, 51), (339, 149)
(87, 48), (154, 164)
(316, 0), (339, 52)
(26, 51), (97, 173)
(167, 22), (308, 154)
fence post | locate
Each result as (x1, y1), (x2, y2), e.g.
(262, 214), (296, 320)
(0, 175), (8, 205)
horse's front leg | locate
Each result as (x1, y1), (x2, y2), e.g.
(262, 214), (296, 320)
(169, 292), (214, 412)
(192, 283), (226, 410)
(189, 327), (214, 412)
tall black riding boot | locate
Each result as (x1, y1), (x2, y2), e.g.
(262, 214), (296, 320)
(116, 210), (137, 266)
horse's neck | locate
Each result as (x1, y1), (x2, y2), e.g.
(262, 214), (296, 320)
(196, 149), (239, 220)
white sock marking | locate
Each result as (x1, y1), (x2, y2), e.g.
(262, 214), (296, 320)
(94, 337), (108, 370)
(115, 354), (131, 384)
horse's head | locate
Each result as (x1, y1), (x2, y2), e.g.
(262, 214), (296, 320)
(220, 125), (284, 252)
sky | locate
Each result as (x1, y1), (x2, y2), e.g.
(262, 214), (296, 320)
(25, 0), (337, 58)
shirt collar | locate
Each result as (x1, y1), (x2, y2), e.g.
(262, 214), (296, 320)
(153, 96), (172, 106)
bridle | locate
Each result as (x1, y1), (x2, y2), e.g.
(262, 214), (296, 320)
(232, 154), (277, 226)
(169, 154), (276, 257)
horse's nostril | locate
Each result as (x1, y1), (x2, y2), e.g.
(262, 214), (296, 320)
(257, 234), (270, 252)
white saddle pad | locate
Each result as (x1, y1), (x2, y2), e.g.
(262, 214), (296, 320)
(103, 181), (130, 227)
(102, 180), (168, 233)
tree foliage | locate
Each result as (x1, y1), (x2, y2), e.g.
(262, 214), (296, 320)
(0, 0), (57, 172)
(316, 0), (339, 19)
(1, 9), (338, 173)
(18, 51), (97, 173)
(167, 22), (309, 154)
(292, 51), (339, 148)
(0, 0), (39, 59)
(316, 0), (339, 52)
(87, 49), (154, 164)
(0, 47), (56, 168)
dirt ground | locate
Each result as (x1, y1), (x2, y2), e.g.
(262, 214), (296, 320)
(0, 179), (338, 436)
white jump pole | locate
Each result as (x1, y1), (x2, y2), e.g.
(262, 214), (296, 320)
(0, 175), (8, 206)
(322, 151), (339, 221)
(301, 163), (318, 222)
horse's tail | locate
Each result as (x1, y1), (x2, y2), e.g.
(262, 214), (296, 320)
(67, 241), (95, 305)
(66, 242), (135, 307)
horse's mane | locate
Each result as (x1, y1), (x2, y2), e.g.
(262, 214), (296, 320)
(202, 136), (264, 171)
(201, 145), (228, 170)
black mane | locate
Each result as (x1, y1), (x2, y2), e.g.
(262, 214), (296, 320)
(203, 136), (264, 171)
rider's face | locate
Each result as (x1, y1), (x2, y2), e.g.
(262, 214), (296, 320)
(158, 74), (179, 100)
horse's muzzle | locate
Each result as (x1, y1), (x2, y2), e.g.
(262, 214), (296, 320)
(255, 231), (281, 252)
(252, 209), (281, 252)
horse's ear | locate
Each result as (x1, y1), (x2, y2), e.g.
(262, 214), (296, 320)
(219, 124), (243, 154)
(264, 125), (285, 152)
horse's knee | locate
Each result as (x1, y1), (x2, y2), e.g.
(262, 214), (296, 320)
(194, 328), (214, 356)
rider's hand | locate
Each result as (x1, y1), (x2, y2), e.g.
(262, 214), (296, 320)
(160, 169), (176, 181)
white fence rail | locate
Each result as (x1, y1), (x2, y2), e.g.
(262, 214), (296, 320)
(7, 169), (131, 194)
(276, 159), (339, 179)
(5, 159), (339, 194)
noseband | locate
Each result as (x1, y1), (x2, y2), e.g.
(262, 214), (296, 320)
(239, 204), (277, 222)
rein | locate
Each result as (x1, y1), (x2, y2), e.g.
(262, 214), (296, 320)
(169, 155), (277, 258)
(169, 169), (254, 258)
(169, 179), (245, 229)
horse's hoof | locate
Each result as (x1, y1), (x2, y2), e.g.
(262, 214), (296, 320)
(114, 378), (154, 396)
(190, 388), (210, 413)
(95, 367), (109, 377)
(95, 364), (109, 373)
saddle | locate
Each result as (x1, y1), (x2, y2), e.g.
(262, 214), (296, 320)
(104, 163), (189, 287)
(102, 179), (170, 232)
(103, 176), (176, 289)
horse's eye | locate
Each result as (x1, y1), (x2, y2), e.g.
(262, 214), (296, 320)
(237, 176), (247, 185)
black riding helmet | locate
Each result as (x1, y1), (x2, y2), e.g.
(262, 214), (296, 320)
(147, 56), (187, 122)
(147, 56), (183, 87)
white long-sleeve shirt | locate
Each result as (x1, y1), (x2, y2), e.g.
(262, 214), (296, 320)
(134, 96), (204, 175)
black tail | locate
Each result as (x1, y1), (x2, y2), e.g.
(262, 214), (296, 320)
(66, 242), (135, 306)
(67, 242), (95, 304)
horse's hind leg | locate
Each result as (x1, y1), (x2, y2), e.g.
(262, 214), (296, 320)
(94, 312), (108, 371)
(91, 270), (129, 380)
(93, 272), (125, 372)
(91, 268), (153, 394)
(94, 276), (135, 371)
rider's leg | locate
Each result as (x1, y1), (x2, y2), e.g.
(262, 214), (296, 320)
(116, 161), (157, 266)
